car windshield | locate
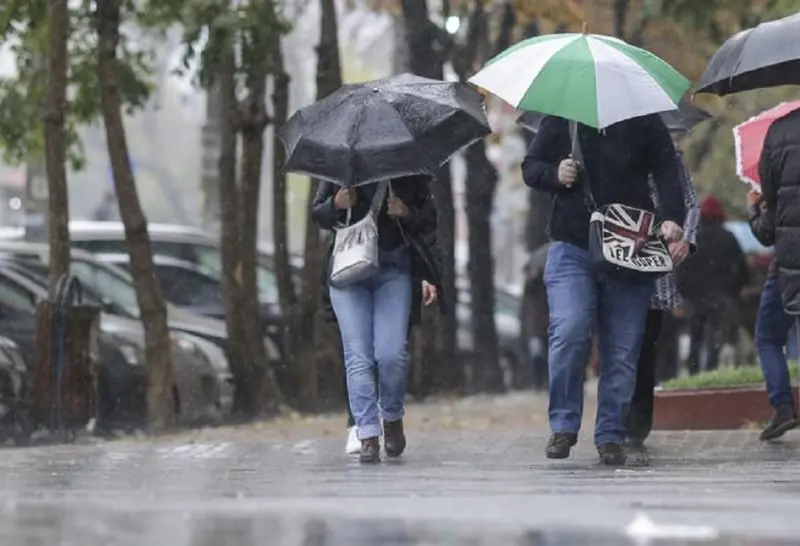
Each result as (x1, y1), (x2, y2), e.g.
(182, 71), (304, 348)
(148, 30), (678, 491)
(69, 259), (141, 317)
(194, 245), (279, 302)
(11, 261), (108, 308)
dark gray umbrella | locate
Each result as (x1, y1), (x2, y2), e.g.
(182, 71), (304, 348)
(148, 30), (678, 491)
(696, 11), (800, 96)
(278, 73), (491, 187)
(516, 97), (711, 135)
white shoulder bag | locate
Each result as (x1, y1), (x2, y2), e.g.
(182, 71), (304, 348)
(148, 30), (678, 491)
(330, 181), (390, 288)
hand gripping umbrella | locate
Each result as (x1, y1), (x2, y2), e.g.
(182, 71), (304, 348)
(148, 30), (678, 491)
(278, 73), (491, 187)
(517, 97), (711, 135)
(697, 11), (800, 96)
(733, 101), (800, 190)
(468, 29), (690, 129)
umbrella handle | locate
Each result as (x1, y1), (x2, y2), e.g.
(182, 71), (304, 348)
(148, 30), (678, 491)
(345, 208), (352, 225)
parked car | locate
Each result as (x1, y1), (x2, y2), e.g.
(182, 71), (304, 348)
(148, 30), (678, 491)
(0, 241), (281, 377)
(94, 253), (283, 340)
(47, 221), (303, 303)
(0, 253), (236, 415)
(0, 336), (30, 442)
(455, 278), (525, 390)
(0, 263), (226, 427)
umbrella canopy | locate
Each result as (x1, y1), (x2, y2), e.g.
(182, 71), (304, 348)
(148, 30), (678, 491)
(697, 11), (800, 96)
(516, 97), (711, 135)
(733, 100), (800, 189)
(278, 73), (491, 187)
(468, 32), (690, 129)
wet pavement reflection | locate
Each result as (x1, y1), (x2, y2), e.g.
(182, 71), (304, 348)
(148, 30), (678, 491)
(0, 504), (797, 546)
(0, 430), (796, 544)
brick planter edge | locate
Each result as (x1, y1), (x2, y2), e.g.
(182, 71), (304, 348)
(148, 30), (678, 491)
(653, 385), (800, 430)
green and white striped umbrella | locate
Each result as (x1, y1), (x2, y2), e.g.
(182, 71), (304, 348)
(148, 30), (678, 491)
(468, 32), (690, 129)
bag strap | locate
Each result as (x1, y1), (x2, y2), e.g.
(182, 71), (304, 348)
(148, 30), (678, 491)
(344, 181), (390, 225)
(569, 120), (597, 212)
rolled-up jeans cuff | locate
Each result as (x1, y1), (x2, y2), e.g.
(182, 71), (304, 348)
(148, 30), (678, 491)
(381, 408), (405, 422)
(357, 423), (382, 440)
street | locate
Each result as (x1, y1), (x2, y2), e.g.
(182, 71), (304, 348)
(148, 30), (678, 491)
(0, 392), (798, 545)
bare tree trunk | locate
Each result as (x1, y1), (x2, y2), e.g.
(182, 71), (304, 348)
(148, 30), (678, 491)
(270, 43), (302, 400)
(43, 0), (70, 295)
(453, 1), (501, 392)
(217, 46), (261, 418)
(95, 0), (175, 432)
(284, 0), (343, 407)
(464, 143), (501, 392)
(613, 0), (631, 40)
(239, 54), (284, 412)
(401, 0), (459, 394)
(521, 22), (551, 254)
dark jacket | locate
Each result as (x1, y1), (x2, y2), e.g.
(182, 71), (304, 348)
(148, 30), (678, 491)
(310, 175), (444, 324)
(759, 109), (800, 314)
(521, 115), (686, 249)
(676, 218), (749, 307)
(747, 199), (777, 277)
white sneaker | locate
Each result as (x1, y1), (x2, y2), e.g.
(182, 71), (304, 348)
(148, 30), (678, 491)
(345, 427), (360, 454)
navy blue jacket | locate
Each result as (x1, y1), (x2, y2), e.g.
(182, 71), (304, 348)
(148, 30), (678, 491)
(522, 114), (686, 249)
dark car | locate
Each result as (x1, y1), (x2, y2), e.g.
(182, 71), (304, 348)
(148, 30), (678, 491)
(0, 265), (147, 429)
(0, 242), (283, 370)
(63, 221), (304, 304)
(455, 277), (526, 390)
(94, 253), (283, 340)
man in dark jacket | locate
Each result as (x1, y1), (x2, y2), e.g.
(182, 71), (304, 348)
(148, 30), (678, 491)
(753, 108), (800, 439)
(523, 114), (685, 466)
(760, 108), (800, 313)
(677, 196), (748, 374)
(748, 189), (799, 440)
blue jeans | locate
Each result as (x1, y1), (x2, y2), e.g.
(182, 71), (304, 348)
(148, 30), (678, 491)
(330, 248), (412, 440)
(755, 273), (796, 408)
(544, 242), (653, 445)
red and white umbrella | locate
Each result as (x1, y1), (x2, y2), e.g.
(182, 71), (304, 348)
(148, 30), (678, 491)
(733, 100), (800, 189)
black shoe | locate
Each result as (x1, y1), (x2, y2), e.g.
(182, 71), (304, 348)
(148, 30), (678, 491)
(359, 437), (381, 464)
(383, 419), (406, 458)
(545, 432), (578, 459)
(597, 443), (627, 466)
(760, 405), (799, 442)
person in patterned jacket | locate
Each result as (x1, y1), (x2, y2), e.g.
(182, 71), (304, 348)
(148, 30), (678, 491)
(626, 146), (700, 447)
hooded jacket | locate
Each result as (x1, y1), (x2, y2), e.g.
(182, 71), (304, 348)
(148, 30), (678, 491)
(522, 114), (686, 250)
(759, 108), (800, 314)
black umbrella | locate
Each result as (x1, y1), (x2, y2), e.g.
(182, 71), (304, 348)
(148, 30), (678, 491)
(696, 11), (800, 96)
(278, 73), (491, 187)
(516, 97), (711, 135)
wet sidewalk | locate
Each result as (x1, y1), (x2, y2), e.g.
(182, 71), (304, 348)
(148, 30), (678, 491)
(0, 390), (798, 545)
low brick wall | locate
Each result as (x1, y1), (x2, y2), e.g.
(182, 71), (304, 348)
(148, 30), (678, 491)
(653, 385), (800, 430)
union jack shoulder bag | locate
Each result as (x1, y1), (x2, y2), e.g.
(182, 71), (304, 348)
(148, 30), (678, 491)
(569, 121), (672, 280)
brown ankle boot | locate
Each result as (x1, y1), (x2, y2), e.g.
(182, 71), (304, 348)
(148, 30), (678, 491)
(359, 437), (380, 463)
(383, 419), (406, 458)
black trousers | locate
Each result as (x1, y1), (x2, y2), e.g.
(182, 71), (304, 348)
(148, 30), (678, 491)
(627, 309), (664, 441)
(687, 301), (728, 374)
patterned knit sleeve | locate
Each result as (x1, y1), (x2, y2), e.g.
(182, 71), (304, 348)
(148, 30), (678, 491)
(678, 153), (699, 248)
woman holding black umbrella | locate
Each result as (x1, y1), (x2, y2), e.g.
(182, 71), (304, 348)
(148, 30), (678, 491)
(311, 176), (443, 463)
(281, 74), (490, 463)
